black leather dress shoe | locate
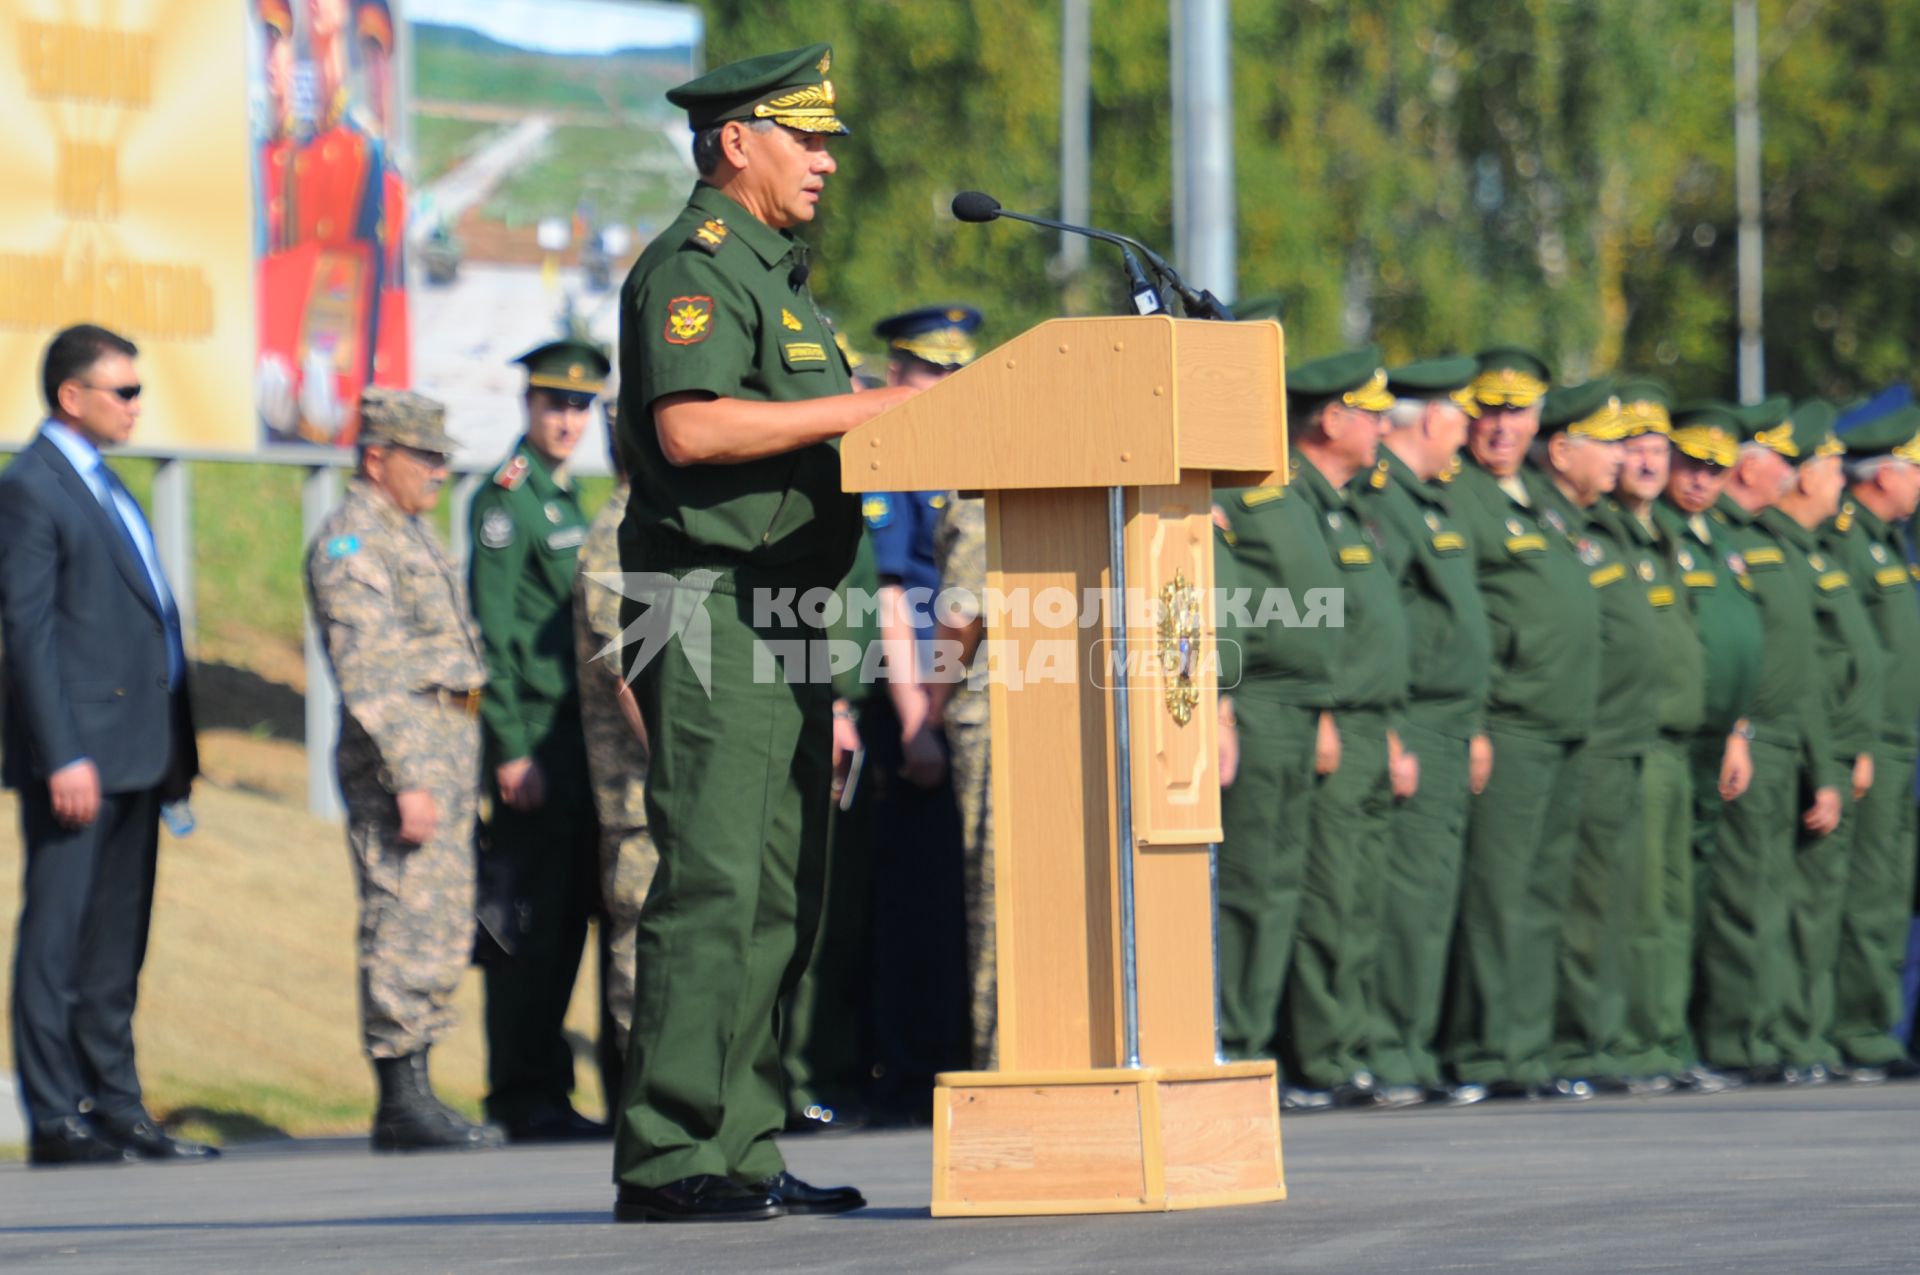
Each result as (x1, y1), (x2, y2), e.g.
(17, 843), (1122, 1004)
(1587, 1076), (1633, 1096)
(784, 1103), (863, 1134)
(103, 1117), (220, 1161)
(1540, 1078), (1594, 1101)
(505, 1105), (611, 1144)
(29, 1117), (136, 1167)
(615, 1175), (784, 1223)
(1432, 1082), (1489, 1107)
(1673, 1064), (1737, 1094)
(1331, 1080), (1380, 1109)
(1486, 1080), (1533, 1100)
(1828, 1061), (1887, 1085)
(1280, 1086), (1334, 1114)
(746, 1171), (865, 1215)
(1374, 1085), (1427, 1110)
(1780, 1063), (1830, 1087)
(1625, 1074), (1676, 1097)
(1883, 1057), (1920, 1081)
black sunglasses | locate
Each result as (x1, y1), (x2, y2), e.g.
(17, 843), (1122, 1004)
(87, 382), (142, 401)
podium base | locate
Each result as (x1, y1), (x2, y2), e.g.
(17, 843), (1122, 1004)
(929, 1060), (1286, 1218)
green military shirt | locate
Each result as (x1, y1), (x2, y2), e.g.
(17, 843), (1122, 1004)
(1824, 499), (1920, 749)
(1214, 471), (1341, 706)
(1606, 501), (1706, 738)
(468, 438), (589, 762)
(1767, 510), (1885, 767)
(1714, 497), (1840, 788)
(1656, 500), (1761, 734)
(1447, 460), (1600, 741)
(616, 182), (858, 589)
(1546, 485), (1664, 758)
(1351, 451), (1491, 739)
(1290, 452), (1411, 715)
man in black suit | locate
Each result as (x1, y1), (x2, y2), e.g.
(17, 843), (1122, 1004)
(1, 324), (214, 1166)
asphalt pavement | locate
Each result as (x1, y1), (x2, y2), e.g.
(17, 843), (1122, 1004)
(3, 1083), (1916, 1273)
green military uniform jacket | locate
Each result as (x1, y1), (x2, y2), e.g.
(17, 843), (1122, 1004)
(1713, 497), (1841, 789)
(616, 182), (858, 591)
(1214, 470), (1342, 706)
(1766, 510), (1885, 768)
(468, 439), (589, 763)
(1607, 501), (1707, 739)
(1351, 451), (1490, 739)
(1290, 452), (1410, 715)
(1655, 501), (1761, 735)
(1448, 461), (1600, 741)
(1546, 486), (1664, 758)
(1824, 499), (1920, 751)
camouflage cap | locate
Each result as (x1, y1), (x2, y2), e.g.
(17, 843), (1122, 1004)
(360, 387), (454, 454)
(1538, 378), (1626, 441)
(668, 43), (848, 135)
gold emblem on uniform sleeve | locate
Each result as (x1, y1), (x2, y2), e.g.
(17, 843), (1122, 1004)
(1157, 570), (1203, 727)
(665, 295), (715, 345)
(781, 308), (804, 331)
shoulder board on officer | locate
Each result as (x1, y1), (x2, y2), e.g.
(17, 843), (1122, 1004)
(687, 217), (731, 256)
(494, 455), (529, 490)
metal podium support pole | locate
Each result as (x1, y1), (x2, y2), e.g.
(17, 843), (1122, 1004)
(1107, 485), (1142, 1070)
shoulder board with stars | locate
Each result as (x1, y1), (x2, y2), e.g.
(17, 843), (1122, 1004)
(688, 218), (730, 256)
(494, 455), (529, 490)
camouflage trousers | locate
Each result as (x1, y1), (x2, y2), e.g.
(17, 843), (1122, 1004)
(337, 709), (480, 1060)
(598, 820), (660, 1057)
(948, 707), (995, 1070)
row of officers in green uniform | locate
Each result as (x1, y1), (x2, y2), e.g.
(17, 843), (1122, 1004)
(1210, 345), (1920, 1111)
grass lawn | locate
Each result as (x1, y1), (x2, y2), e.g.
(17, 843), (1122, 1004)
(483, 124), (686, 233)
(413, 115), (505, 184)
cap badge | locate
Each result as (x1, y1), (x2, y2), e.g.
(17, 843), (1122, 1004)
(1871, 542), (1889, 563)
(1637, 559), (1656, 581)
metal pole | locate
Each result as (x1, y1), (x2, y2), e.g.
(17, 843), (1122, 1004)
(1059, 0), (1091, 279)
(149, 458), (195, 654)
(1107, 486), (1142, 1070)
(1734, 0), (1765, 403)
(303, 465), (342, 820)
(1174, 0), (1237, 302)
(1210, 841), (1226, 1064)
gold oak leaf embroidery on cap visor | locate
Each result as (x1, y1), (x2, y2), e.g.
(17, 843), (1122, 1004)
(665, 295), (715, 345)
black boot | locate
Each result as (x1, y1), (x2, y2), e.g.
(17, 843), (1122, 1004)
(372, 1055), (502, 1152)
(409, 1051), (506, 1147)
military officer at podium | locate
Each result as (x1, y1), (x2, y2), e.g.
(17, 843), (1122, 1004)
(1268, 350), (1412, 1109)
(608, 44), (915, 1222)
(861, 305), (981, 1120)
(469, 337), (611, 1143)
(1350, 357), (1490, 1108)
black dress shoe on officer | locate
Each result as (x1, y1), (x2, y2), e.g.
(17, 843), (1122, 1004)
(1625, 1074), (1676, 1098)
(1486, 1080), (1533, 1101)
(1587, 1076), (1633, 1096)
(614, 1175), (784, 1223)
(745, 1170), (866, 1215)
(1673, 1064), (1738, 1094)
(1883, 1056), (1920, 1081)
(1432, 1082), (1490, 1107)
(100, 1115), (220, 1161)
(1780, 1063), (1830, 1087)
(504, 1104), (612, 1144)
(1540, 1078), (1594, 1101)
(1828, 1061), (1887, 1085)
(1280, 1086), (1334, 1114)
(28, 1117), (136, 1167)
(784, 1103), (863, 1134)
(1374, 1085), (1427, 1110)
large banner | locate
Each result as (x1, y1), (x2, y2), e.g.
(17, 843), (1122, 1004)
(0, 0), (256, 452)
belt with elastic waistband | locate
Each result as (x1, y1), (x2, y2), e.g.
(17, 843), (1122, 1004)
(418, 687), (483, 717)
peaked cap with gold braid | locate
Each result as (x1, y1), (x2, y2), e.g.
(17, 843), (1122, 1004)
(667, 43), (848, 135)
(1614, 377), (1672, 437)
(874, 304), (984, 371)
(1287, 347), (1394, 413)
(1538, 377), (1627, 441)
(1386, 355), (1482, 418)
(1837, 400), (1920, 464)
(1669, 403), (1742, 467)
(1470, 345), (1551, 409)
(513, 337), (610, 397)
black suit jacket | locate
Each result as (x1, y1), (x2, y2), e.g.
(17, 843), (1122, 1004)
(0, 432), (197, 797)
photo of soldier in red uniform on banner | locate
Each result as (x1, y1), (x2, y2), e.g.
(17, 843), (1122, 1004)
(252, 0), (410, 448)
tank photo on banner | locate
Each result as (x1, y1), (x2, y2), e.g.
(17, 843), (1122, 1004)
(403, 0), (701, 471)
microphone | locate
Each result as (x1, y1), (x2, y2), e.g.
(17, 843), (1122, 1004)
(949, 191), (1235, 321)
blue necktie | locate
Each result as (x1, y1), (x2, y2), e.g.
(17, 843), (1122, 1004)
(94, 464), (186, 691)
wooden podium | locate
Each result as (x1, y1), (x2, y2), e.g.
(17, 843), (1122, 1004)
(842, 316), (1291, 1217)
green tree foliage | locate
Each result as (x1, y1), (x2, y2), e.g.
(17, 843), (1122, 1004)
(684, 0), (1918, 401)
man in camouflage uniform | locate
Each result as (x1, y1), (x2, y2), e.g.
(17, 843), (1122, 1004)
(305, 387), (501, 1152)
(570, 410), (658, 1106)
(929, 492), (993, 1069)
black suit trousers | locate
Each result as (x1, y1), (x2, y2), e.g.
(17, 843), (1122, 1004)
(10, 780), (161, 1132)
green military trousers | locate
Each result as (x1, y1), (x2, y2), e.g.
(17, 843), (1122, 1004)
(482, 726), (603, 1124)
(1551, 752), (1646, 1081)
(1366, 720), (1470, 1090)
(614, 581), (831, 1188)
(1216, 692), (1318, 1063)
(1442, 731), (1583, 1087)
(1614, 737), (1694, 1078)
(1695, 735), (1797, 1070)
(1832, 744), (1920, 1066)
(1282, 710), (1390, 1091)
(1768, 760), (1859, 1068)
